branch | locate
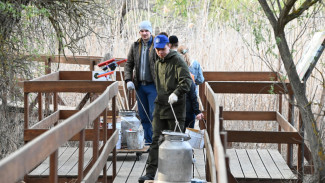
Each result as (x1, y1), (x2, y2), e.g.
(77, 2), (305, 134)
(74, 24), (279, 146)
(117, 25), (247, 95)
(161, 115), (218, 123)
(284, 0), (320, 25)
(258, 0), (278, 30)
(278, 0), (296, 29)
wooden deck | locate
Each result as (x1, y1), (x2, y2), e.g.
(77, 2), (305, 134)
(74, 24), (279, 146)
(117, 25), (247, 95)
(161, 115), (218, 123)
(28, 147), (206, 183)
(227, 149), (297, 182)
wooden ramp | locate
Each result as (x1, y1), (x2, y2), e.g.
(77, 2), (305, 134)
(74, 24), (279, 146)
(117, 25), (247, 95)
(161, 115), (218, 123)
(28, 147), (206, 183)
(227, 149), (297, 182)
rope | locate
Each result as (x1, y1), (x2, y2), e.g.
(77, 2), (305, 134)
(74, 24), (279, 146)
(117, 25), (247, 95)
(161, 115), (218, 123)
(134, 90), (152, 124)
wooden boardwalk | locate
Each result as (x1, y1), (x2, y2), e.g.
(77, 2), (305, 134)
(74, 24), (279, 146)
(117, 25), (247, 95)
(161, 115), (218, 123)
(227, 149), (297, 182)
(28, 147), (206, 183)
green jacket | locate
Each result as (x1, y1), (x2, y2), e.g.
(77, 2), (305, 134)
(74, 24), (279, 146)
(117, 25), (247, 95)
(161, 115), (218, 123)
(154, 50), (192, 119)
(124, 36), (158, 89)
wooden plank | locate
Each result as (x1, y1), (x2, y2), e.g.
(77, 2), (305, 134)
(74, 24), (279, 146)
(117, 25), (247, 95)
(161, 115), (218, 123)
(127, 153), (149, 182)
(24, 129), (114, 141)
(227, 131), (302, 144)
(235, 149), (256, 179)
(66, 147), (93, 176)
(246, 149), (270, 179)
(34, 55), (102, 65)
(30, 110), (60, 129)
(112, 153), (137, 183)
(204, 131), (217, 183)
(57, 147), (87, 175)
(208, 82), (293, 95)
(257, 149), (283, 179)
(226, 149), (244, 179)
(276, 112), (297, 132)
(24, 81), (114, 93)
(30, 72), (60, 81)
(29, 147), (68, 175)
(82, 131), (119, 183)
(203, 72), (278, 81)
(59, 71), (124, 81)
(223, 111), (276, 121)
(268, 150), (297, 180)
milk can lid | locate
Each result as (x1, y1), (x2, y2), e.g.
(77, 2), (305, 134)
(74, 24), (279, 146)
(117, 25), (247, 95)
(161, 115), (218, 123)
(162, 130), (190, 141)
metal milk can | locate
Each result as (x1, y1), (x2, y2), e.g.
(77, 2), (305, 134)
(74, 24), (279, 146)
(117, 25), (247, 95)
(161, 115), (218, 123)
(119, 110), (141, 145)
(158, 131), (193, 183)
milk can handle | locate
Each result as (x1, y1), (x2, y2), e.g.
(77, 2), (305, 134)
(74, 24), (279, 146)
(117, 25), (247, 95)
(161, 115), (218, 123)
(170, 103), (183, 132)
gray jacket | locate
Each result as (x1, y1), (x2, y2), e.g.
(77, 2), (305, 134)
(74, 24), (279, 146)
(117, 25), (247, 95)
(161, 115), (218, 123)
(124, 36), (158, 89)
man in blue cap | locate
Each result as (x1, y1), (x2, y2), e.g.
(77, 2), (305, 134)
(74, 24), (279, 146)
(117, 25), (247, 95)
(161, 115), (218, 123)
(138, 35), (192, 182)
(124, 21), (158, 144)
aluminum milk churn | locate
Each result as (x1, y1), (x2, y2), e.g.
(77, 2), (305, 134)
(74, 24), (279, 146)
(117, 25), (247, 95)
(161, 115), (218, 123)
(158, 131), (193, 183)
(119, 110), (141, 145)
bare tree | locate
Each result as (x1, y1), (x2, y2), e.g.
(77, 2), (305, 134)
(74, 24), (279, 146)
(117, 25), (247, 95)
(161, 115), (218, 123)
(0, 0), (110, 159)
(258, 0), (325, 180)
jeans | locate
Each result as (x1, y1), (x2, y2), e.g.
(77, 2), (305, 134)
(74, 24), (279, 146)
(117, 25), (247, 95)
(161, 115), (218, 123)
(136, 83), (157, 144)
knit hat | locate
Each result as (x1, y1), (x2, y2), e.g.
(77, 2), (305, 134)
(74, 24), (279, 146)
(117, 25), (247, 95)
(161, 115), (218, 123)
(169, 35), (178, 44)
(139, 21), (152, 33)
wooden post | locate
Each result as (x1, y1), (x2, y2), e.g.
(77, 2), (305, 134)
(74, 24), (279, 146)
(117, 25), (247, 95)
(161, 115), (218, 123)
(93, 117), (100, 160)
(49, 150), (58, 183)
(77, 129), (85, 182)
(45, 58), (51, 116)
(112, 96), (117, 179)
(24, 93), (29, 129)
(38, 92), (43, 121)
(278, 94), (282, 152)
(102, 109), (108, 183)
(53, 92), (58, 112)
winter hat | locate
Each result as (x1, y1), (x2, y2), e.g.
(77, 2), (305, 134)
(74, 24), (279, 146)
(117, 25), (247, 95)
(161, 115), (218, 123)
(139, 21), (152, 33)
(169, 35), (178, 44)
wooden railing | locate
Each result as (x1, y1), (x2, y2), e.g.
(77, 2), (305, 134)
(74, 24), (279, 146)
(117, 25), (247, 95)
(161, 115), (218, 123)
(200, 72), (313, 181)
(203, 82), (230, 183)
(0, 71), (119, 183)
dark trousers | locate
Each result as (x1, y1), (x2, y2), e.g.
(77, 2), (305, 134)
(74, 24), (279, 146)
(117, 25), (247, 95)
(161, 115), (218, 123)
(185, 112), (196, 130)
(136, 83), (157, 143)
(145, 116), (185, 176)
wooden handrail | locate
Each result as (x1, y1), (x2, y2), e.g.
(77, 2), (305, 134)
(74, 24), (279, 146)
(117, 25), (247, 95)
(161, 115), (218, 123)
(0, 82), (119, 183)
(82, 130), (119, 183)
(204, 131), (217, 183)
(205, 83), (228, 183)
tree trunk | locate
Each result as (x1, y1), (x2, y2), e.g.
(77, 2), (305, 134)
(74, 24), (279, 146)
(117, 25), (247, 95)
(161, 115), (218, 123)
(276, 32), (325, 180)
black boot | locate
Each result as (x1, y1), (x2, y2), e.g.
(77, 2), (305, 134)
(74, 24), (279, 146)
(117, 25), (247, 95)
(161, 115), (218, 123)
(138, 174), (154, 183)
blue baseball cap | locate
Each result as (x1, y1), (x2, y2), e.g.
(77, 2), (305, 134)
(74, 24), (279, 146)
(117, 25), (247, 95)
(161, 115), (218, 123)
(154, 35), (169, 48)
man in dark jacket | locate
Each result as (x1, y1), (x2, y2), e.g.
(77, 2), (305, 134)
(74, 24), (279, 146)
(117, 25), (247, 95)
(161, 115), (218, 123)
(124, 21), (158, 144)
(138, 35), (192, 182)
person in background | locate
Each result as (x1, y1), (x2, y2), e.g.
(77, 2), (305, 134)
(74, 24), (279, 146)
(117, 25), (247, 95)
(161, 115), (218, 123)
(169, 35), (179, 51)
(138, 35), (192, 182)
(158, 31), (168, 37)
(124, 20), (158, 144)
(182, 60), (204, 130)
(178, 45), (205, 90)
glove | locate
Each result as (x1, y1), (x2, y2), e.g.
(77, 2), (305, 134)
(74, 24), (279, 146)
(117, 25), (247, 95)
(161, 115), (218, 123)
(127, 81), (135, 90)
(196, 113), (204, 120)
(168, 93), (178, 104)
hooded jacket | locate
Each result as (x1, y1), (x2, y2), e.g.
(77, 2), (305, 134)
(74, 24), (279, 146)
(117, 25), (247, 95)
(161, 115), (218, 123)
(153, 50), (192, 119)
(125, 36), (158, 89)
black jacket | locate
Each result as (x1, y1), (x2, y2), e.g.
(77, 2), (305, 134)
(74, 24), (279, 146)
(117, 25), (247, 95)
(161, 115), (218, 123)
(186, 80), (201, 115)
